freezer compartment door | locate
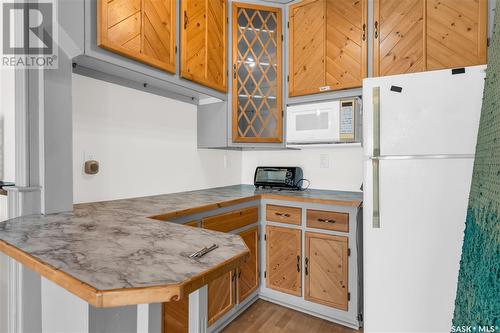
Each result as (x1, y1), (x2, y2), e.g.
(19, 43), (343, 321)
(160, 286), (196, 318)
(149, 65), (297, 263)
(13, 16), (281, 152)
(363, 158), (473, 332)
(363, 65), (485, 156)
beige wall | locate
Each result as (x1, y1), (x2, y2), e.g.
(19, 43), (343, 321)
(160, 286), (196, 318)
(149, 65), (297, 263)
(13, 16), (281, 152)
(72, 74), (243, 203)
(72, 74), (363, 203)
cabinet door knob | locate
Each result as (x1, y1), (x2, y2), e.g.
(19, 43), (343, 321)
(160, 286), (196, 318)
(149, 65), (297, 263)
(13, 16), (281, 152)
(296, 255), (300, 273)
(184, 11), (188, 30)
(305, 257), (309, 276)
(275, 212), (290, 218)
(374, 21), (379, 39)
(362, 23), (366, 41)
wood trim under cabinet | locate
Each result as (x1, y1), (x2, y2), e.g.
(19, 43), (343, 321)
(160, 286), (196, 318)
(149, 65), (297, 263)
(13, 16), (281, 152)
(150, 194), (361, 222)
(184, 220), (199, 227)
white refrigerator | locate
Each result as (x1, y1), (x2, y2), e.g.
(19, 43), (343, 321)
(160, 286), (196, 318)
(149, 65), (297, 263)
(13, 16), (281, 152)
(362, 65), (486, 332)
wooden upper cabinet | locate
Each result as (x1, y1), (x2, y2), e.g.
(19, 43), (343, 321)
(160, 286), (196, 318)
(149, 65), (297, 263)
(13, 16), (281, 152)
(98, 0), (176, 73)
(237, 227), (259, 303)
(373, 0), (425, 76)
(325, 0), (368, 91)
(266, 226), (301, 296)
(373, 0), (487, 76)
(181, 0), (227, 92)
(289, 0), (326, 96)
(305, 232), (349, 311)
(426, 0), (487, 70)
(232, 3), (283, 143)
(289, 0), (367, 97)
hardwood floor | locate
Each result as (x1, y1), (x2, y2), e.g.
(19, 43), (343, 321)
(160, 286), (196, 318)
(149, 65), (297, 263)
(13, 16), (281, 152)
(222, 300), (361, 333)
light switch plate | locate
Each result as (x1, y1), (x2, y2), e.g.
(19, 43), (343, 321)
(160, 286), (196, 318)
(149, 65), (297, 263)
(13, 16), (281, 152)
(320, 154), (330, 168)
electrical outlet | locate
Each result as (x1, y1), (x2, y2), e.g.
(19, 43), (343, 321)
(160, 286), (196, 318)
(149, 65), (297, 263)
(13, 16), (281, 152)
(84, 151), (95, 162)
(320, 154), (330, 169)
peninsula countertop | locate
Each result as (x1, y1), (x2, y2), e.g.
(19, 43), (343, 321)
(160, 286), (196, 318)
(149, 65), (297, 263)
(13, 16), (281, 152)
(0, 185), (363, 307)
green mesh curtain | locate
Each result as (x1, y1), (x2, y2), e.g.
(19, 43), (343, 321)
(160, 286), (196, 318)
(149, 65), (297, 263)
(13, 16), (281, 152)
(452, 1), (500, 328)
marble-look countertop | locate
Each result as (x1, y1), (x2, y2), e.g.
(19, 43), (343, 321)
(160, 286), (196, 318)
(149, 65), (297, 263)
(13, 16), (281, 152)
(0, 184), (362, 306)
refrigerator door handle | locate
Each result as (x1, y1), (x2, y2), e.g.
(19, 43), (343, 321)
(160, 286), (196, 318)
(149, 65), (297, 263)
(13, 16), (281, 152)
(373, 87), (381, 157)
(372, 158), (380, 228)
(372, 86), (381, 228)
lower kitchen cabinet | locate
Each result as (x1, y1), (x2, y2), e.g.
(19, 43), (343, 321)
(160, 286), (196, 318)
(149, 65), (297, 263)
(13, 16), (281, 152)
(265, 226), (302, 296)
(237, 227), (259, 303)
(305, 232), (349, 311)
(201, 205), (260, 326)
(162, 298), (189, 333)
(208, 271), (235, 326)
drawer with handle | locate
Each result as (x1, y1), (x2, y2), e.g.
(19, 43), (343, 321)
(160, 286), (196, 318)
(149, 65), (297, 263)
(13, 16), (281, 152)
(306, 209), (349, 232)
(266, 205), (302, 225)
(203, 206), (259, 233)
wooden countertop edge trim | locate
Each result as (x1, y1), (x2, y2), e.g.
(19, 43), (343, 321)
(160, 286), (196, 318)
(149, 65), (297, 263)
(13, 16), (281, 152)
(150, 195), (261, 221)
(260, 193), (362, 207)
(0, 240), (102, 307)
(151, 194), (362, 221)
(0, 190), (358, 307)
(0, 239), (250, 308)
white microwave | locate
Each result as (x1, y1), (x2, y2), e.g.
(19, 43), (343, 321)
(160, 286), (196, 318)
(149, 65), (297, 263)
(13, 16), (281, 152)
(286, 99), (361, 144)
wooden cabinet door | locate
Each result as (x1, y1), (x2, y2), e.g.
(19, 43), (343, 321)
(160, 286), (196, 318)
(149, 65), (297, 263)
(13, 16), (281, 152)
(181, 0), (227, 92)
(305, 232), (348, 310)
(373, 0), (424, 76)
(289, 0), (326, 96)
(374, 0), (487, 76)
(98, 0), (176, 73)
(289, 0), (367, 97)
(162, 298), (188, 333)
(426, 0), (487, 70)
(208, 271), (235, 326)
(237, 227), (259, 303)
(232, 3), (283, 143)
(325, 0), (368, 91)
(265, 226), (301, 296)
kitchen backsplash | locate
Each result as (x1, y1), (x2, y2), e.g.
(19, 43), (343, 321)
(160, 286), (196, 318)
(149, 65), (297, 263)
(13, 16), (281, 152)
(241, 147), (363, 192)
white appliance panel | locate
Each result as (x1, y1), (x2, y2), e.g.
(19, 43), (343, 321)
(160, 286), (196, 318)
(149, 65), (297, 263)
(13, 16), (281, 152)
(287, 101), (340, 143)
(363, 158), (473, 332)
(363, 65), (485, 157)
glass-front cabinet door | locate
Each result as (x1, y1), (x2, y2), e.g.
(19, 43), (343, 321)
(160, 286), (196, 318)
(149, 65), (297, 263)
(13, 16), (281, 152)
(232, 3), (283, 143)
